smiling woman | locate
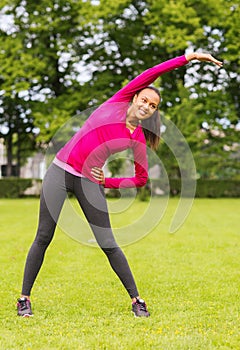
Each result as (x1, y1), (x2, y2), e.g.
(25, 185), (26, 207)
(126, 86), (162, 150)
(127, 88), (160, 122)
(17, 51), (222, 318)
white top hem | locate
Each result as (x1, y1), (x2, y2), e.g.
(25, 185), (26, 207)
(53, 157), (85, 178)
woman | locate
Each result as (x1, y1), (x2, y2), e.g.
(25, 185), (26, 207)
(17, 52), (222, 317)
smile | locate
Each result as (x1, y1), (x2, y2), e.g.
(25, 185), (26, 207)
(139, 109), (148, 116)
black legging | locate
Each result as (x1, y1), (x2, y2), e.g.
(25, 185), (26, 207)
(21, 163), (139, 299)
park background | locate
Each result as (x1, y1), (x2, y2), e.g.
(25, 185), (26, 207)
(0, 0), (239, 349)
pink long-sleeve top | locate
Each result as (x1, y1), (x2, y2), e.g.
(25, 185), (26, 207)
(56, 55), (188, 188)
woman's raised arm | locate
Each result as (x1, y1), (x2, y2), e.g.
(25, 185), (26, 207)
(107, 52), (222, 104)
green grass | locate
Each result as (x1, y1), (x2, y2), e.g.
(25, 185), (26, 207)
(0, 198), (239, 349)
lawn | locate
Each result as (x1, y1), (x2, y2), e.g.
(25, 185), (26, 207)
(0, 198), (239, 349)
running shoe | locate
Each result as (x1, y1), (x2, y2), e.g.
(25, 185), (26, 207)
(17, 297), (33, 317)
(132, 298), (150, 317)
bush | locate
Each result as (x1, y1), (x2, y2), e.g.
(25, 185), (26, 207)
(1, 178), (239, 198)
(151, 178), (240, 198)
(105, 189), (121, 199)
(137, 183), (151, 201)
(105, 187), (137, 199)
(195, 179), (240, 198)
(0, 178), (33, 198)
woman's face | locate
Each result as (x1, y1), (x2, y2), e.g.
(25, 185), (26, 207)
(131, 88), (160, 121)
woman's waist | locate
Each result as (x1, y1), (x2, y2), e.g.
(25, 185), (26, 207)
(53, 157), (85, 178)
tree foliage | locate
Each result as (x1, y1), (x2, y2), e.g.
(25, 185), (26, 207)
(0, 0), (239, 179)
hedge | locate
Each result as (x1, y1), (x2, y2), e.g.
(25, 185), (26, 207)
(151, 179), (240, 198)
(196, 179), (240, 198)
(104, 179), (240, 199)
(0, 178), (36, 198)
(0, 178), (240, 198)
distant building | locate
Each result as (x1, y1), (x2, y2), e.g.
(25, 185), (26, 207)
(20, 153), (46, 179)
(0, 139), (46, 179)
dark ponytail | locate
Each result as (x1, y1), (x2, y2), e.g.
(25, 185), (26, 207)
(141, 110), (161, 150)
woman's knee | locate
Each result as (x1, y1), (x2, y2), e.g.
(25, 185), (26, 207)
(34, 224), (55, 247)
(101, 246), (120, 256)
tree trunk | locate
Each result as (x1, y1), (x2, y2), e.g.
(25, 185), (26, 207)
(16, 131), (21, 177)
(6, 132), (13, 177)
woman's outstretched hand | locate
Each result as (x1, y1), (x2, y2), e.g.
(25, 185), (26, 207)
(91, 167), (105, 185)
(185, 52), (223, 67)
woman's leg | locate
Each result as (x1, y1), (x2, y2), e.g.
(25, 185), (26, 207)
(21, 164), (67, 296)
(73, 177), (139, 299)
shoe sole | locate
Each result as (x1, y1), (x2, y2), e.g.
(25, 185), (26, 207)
(131, 311), (150, 318)
(18, 313), (34, 318)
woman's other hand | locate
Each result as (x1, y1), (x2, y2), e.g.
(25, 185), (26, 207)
(91, 167), (105, 185)
(185, 52), (223, 67)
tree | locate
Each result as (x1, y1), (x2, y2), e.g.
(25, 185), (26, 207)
(0, 0), (239, 180)
(0, 25), (39, 175)
(0, 0), (93, 175)
(0, 95), (36, 176)
(143, 0), (240, 179)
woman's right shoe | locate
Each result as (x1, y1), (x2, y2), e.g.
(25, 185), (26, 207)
(17, 297), (33, 317)
(132, 298), (150, 317)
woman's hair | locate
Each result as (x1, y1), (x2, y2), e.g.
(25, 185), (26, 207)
(136, 86), (161, 150)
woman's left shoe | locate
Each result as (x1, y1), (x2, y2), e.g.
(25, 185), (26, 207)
(132, 298), (150, 317)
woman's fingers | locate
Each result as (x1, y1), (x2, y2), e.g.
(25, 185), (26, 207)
(195, 53), (223, 67)
(186, 52), (223, 67)
(91, 167), (102, 179)
(91, 167), (105, 184)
